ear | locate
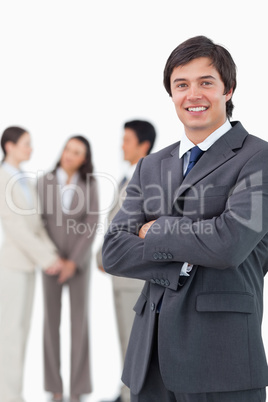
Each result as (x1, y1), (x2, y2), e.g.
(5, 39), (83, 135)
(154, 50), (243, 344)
(4, 141), (14, 155)
(225, 87), (233, 102)
(140, 140), (151, 156)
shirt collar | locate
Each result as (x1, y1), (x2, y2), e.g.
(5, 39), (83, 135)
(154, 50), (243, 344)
(125, 163), (137, 181)
(179, 119), (232, 158)
(2, 161), (21, 175)
(56, 167), (79, 186)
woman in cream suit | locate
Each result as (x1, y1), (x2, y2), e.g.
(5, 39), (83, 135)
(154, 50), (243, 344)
(0, 126), (62, 402)
(38, 135), (99, 402)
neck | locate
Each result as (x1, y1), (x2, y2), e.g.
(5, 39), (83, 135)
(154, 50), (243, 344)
(4, 156), (21, 169)
(185, 128), (217, 145)
(61, 167), (77, 183)
(185, 119), (228, 145)
(129, 154), (147, 166)
(185, 132), (210, 145)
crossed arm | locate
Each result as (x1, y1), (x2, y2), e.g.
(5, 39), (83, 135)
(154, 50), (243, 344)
(103, 149), (268, 286)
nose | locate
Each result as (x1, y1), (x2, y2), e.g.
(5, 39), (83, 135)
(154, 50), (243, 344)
(187, 84), (202, 101)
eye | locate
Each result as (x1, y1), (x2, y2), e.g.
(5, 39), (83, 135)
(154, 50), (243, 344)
(201, 81), (212, 86)
(178, 83), (187, 88)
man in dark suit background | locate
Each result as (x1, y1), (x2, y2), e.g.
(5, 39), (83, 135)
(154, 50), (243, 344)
(102, 36), (268, 401)
(97, 119), (156, 402)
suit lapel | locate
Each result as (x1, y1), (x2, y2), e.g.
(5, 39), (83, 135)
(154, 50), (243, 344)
(174, 122), (248, 203)
(1, 168), (34, 210)
(173, 138), (235, 202)
(68, 176), (86, 218)
(49, 173), (62, 216)
(161, 143), (183, 215)
(50, 172), (86, 219)
(160, 137), (236, 214)
(160, 122), (248, 212)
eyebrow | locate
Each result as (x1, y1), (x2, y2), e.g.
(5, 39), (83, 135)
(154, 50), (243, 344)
(172, 75), (216, 84)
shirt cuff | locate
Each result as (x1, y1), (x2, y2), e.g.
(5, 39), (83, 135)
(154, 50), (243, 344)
(180, 262), (193, 276)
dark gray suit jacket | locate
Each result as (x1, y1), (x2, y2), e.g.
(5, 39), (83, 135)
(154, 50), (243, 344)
(103, 121), (268, 394)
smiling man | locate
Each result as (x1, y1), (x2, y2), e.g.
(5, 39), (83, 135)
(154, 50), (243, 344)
(170, 57), (233, 142)
(102, 36), (268, 402)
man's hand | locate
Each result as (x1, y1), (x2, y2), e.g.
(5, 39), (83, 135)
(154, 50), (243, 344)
(57, 260), (77, 284)
(45, 258), (64, 275)
(139, 220), (156, 239)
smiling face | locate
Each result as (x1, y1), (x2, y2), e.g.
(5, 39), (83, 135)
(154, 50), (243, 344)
(170, 57), (233, 143)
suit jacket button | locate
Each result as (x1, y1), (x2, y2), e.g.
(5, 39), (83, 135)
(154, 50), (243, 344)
(158, 252), (163, 260)
(151, 303), (155, 311)
(153, 252), (159, 260)
(162, 252), (167, 259)
(155, 279), (161, 285)
(160, 279), (165, 286)
(167, 253), (173, 259)
(150, 279), (156, 284)
(165, 280), (170, 286)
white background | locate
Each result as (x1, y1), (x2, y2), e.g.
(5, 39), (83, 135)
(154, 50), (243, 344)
(0, 0), (268, 401)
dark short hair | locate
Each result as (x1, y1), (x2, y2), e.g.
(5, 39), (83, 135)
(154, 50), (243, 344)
(1, 126), (28, 160)
(124, 120), (156, 155)
(163, 36), (237, 119)
(55, 135), (94, 181)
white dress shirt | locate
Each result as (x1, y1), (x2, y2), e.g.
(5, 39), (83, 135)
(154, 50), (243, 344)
(56, 167), (79, 212)
(124, 163), (137, 181)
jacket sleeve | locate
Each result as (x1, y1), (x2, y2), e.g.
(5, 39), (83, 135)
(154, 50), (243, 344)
(102, 159), (183, 291)
(142, 148), (268, 269)
(0, 181), (58, 269)
(96, 181), (128, 268)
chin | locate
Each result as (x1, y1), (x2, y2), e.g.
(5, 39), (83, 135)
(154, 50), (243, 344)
(63, 164), (74, 170)
(61, 162), (70, 170)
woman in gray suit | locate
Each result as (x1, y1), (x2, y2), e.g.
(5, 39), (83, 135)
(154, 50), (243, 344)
(38, 135), (99, 402)
(0, 126), (62, 402)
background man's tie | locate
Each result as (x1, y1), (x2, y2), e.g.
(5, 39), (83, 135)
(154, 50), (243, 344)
(184, 145), (204, 177)
(119, 176), (128, 190)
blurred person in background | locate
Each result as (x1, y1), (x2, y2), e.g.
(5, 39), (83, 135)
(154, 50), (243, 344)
(38, 135), (99, 402)
(0, 126), (63, 402)
(97, 120), (156, 402)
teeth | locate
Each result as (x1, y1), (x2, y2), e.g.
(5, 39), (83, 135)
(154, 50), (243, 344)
(188, 107), (207, 112)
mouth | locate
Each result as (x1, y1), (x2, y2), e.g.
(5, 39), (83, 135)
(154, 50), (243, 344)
(186, 106), (208, 112)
